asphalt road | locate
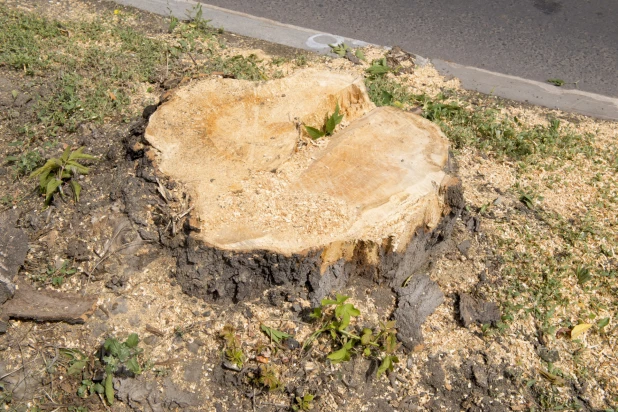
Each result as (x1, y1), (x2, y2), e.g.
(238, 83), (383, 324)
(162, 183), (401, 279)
(198, 0), (618, 98)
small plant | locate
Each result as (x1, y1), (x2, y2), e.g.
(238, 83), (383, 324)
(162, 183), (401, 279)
(260, 324), (292, 344)
(5, 150), (42, 176)
(62, 334), (142, 406)
(220, 325), (245, 368)
(100, 334), (143, 405)
(304, 294), (399, 377)
(30, 146), (96, 205)
(547, 78), (565, 87)
(292, 393), (315, 411)
(304, 102), (344, 139)
(329, 42), (351, 57)
(575, 265), (592, 286)
(366, 57), (390, 77)
(50, 260), (77, 287)
(254, 364), (281, 391)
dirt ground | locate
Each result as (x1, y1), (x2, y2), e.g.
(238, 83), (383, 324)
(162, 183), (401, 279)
(0, 0), (616, 411)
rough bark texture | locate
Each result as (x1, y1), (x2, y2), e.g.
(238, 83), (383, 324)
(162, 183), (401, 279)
(174, 175), (463, 305)
(0, 210), (28, 304)
(1, 282), (98, 324)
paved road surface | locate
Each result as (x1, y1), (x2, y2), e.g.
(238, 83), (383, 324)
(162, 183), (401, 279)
(198, 0), (618, 97)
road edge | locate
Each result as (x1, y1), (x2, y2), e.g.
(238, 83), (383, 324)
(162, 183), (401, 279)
(116, 0), (618, 121)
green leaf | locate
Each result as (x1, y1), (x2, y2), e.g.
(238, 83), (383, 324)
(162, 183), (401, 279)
(547, 78), (565, 87)
(68, 147), (97, 161)
(66, 161), (90, 174)
(104, 373), (114, 405)
(304, 125), (325, 140)
(335, 294), (349, 304)
(377, 355), (392, 377)
(60, 147), (72, 162)
(45, 178), (63, 204)
(71, 180), (82, 202)
(309, 307), (322, 320)
(324, 102), (344, 135)
(355, 49), (365, 60)
(377, 355), (399, 377)
(92, 383), (105, 394)
(67, 359), (88, 376)
(366, 58), (390, 76)
(125, 357), (141, 375)
(361, 329), (373, 345)
(335, 303), (360, 322)
(260, 324), (292, 343)
(11, 90), (18, 99)
(327, 340), (355, 363)
(329, 42), (349, 57)
(30, 158), (60, 178)
(125, 333), (139, 349)
(598, 317), (610, 330)
(104, 338), (122, 357)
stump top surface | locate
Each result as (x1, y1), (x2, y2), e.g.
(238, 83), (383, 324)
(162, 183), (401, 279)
(145, 69), (449, 255)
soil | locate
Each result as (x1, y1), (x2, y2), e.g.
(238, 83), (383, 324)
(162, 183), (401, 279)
(0, 0), (616, 411)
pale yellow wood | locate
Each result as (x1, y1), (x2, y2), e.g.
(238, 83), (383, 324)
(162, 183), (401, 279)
(145, 69), (451, 260)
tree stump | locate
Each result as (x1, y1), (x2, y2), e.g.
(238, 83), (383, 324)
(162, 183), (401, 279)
(144, 69), (464, 307)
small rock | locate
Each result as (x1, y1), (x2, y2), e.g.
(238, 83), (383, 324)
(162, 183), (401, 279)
(457, 239), (472, 258)
(110, 298), (129, 315)
(94, 308), (109, 320)
(183, 361), (203, 383)
(143, 335), (158, 346)
(283, 338), (300, 350)
(186, 342), (200, 354)
(538, 347), (560, 363)
(291, 303), (302, 313)
(472, 364), (488, 388)
(222, 360), (241, 372)
(493, 196), (504, 206)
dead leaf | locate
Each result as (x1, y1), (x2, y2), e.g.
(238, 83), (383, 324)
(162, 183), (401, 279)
(256, 355), (269, 364)
(538, 369), (565, 386)
(108, 91), (116, 101)
(571, 323), (592, 340)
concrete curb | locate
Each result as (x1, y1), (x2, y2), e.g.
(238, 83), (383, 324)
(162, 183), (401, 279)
(116, 0), (618, 121)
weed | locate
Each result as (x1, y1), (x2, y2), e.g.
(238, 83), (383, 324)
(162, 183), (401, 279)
(203, 54), (266, 80)
(304, 102), (344, 139)
(254, 364), (281, 391)
(547, 78), (565, 87)
(185, 3), (212, 34)
(5, 150), (42, 177)
(30, 147), (96, 205)
(366, 57), (390, 77)
(292, 393), (315, 411)
(295, 54), (308, 66)
(304, 294), (399, 377)
(220, 325), (245, 368)
(62, 333), (142, 406)
(49, 260), (77, 287)
(167, 7), (179, 33)
(260, 324), (291, 344)
(329, 42), (351, 57)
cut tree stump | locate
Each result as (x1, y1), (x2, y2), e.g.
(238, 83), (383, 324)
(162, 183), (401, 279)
(144, 69), (464, 312)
